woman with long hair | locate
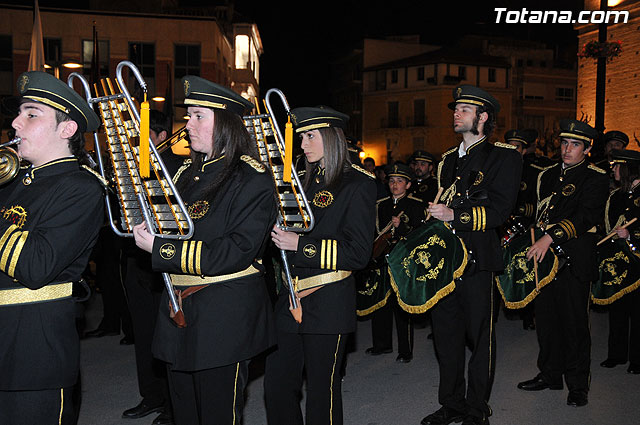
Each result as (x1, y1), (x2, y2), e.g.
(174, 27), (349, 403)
(133, 76), (276, 424)
(599, 148), (640, 374)
(264, 106), (376, 425)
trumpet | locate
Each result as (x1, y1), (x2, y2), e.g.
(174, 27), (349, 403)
(156, 125), (188, 154)
(0, 137), (21, 186)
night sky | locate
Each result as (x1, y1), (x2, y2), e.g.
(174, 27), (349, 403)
(7, 0), (585, 104)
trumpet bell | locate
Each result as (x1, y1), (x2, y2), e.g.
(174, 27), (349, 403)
(0, 147), (20, 186)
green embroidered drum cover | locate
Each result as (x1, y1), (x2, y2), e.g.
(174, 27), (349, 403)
(387, 220), (467, 314)
(592, 238), (640, 305)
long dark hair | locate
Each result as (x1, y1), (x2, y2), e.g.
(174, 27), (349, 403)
(54, 108), (92, 166)
(473, 105), (496, 139)
(618, 161), (640, 192)
(303, 127), (351, 191)
(176, 108), (260, 203)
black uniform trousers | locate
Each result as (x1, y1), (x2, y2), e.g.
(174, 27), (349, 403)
(264, 331), (349, 425)
(431, 270), (495, 419)
(167, 361), (248, 425)
(370, 293), (413, 355)
(123, 255), (171, 411)
(607, 290), (640, 364)
(534, 267), (591, 391)
(0, 386), (76, 425)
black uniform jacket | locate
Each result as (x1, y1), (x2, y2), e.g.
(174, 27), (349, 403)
(437, 138), (522, 271)
(536, 159), (609, 281)
(274, 164), (376, 334)
(376, 193), (425, 239)
(605, 183), (640, 245)
(151, 155), (277, 371)
(514, 157), (547, 222)
(0, 158), (104, 390)
(410, 175), (439, 206)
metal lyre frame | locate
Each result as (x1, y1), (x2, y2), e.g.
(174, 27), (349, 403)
(68, 61), (193, 323)
(244, 88), (315, 312)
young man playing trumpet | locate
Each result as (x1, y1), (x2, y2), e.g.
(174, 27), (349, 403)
(0, 71), (104, 424)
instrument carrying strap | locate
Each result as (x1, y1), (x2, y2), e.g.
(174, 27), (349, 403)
(292, 270), (352, 292)
(170, 262), (261, 287)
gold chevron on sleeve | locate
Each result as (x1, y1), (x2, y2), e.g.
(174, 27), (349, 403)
(321, 239), (326, 269)
(195, 241), (202, 275)
(7, 231), (28, 277)
(0, 224), (18, 254)
(0, 231), (21, 273)
(332, 239), (338, 270)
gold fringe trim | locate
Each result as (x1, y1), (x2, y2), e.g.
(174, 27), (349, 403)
(352, 163), (375, 179)
(356, 289), (391, 317)
(81, 165), (108, 188)
(389, 230), (468, 314)
(240, 155), (265, 173)
(173, 159), (191, 184)
(496, 250), (559, 309)
(591, 278), (640, 305)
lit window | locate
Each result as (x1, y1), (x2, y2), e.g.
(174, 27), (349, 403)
(235, 35), (249, 70)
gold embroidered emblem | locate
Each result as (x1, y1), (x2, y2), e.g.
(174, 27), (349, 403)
(569, 122), (576, 131)
(473, 171), (483, 186)
(313, 190), (334, 208)
(419, 184), (428, 192)
(18, 75), (29, 93)
(303, 244), (317, 258)
(291, 112), (298, 126)
(400, 212), (409, 224)
(635, 198), (640, 207)
(562, 184), (576, 196)
(520, 181), (527, 191)
(187, 200), (209, 219)
(553, 228), (564, 238)
(460, 212), (471, 224)
(160, 243), (176, 260)
(183, 80), (190, 96)
(634, 230), (640, 239)
(401, 234), (446, 281)
(456, 87), (462, 98)
(1, 205), (27, 228)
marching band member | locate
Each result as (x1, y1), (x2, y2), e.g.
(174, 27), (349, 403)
(599, 149), (640, 374)
(0, 71), (104, 424)
(133, 76), (277, 425)
(518, 119), (609, 408)
(424, 85), (521, 425)
(265, 106), (376, 425)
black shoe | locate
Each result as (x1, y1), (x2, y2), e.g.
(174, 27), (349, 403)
(365, 346), (392, 355)
(567, 390), (588, 407)
(628, 363), (640, 374)
(421, 406), (465, 425)
(152, 412), (174, 425)
(122, 401), (163, 419)
(517, 375), (563, 391)
(120, 336), (135, 345)
(462, 415), (489, 425)
(83, 328), (119, 339)
(600, 358), (626, 368)
(396, 353), (413, 363)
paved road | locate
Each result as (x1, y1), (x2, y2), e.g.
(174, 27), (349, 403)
(77, 295), (640, 425)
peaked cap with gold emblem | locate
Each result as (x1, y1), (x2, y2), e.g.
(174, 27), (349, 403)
(17, 71), (100, 132)
(181, 75), (253, 116)
(385, 162), (413, 181)
(290, 106), (349, 133)
(504, 128), (538, 147)
(558, 119), (597, 146)
(448, 84), (500, 114)
(409, 150), (435, 164)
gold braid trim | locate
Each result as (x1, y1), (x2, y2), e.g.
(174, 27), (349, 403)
(494, 141), (517, 150)
(588, 164), (607, 174)
(496, 250), (559, 309)
(592, 278), (640, 305)
(241, 155), (265, 173)
(81, 165), (108, 188)
(388, 233), (468, 314)
(173, 159), (192, 184)
(356, 289), (391, 316)
(352, 164), (375, 179)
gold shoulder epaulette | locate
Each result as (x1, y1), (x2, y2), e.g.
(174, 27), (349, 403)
(172, 159), (192, 184)
(297, 169), (306, 177)
(241, 155), (265, 173)
(376, 196), (390, 204)
(81, 165), (108, 188)
(442, 147), (458, 157)
(408, 195), (423, 202)
(352, 163), (375, 179)
(529, 163), (546, 171)
(494, 141), (517, 150)
(588, 163), (607, 174)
